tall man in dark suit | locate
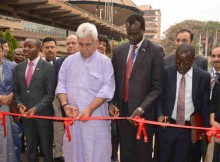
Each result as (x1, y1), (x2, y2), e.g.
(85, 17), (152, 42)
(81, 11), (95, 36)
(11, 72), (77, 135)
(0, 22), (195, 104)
(111, 14), (164, 162)
(156, 44), (210, 162)
(13, 38), (55, 162)
(164, 29), (208, 71)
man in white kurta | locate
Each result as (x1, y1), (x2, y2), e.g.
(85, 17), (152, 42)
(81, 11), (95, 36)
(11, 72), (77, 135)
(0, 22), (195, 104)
(56, 22), (115, 162)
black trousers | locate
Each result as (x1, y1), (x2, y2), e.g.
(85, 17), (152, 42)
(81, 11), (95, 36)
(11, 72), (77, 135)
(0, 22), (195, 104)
(117, 102), (154, 162)
(22, 118), (53, 162)
(158, 119), (192, 162)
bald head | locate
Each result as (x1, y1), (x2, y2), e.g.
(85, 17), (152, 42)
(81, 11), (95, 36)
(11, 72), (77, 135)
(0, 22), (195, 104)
(13, 48), (25, 64)
(65, 35), (78, 55)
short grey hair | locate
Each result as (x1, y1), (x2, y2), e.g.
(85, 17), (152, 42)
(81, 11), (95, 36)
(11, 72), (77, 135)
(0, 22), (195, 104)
(76, 23), (98, 41)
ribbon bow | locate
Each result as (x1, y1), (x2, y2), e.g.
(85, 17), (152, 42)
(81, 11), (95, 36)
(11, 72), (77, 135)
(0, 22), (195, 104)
(206, 126), (220, 142)
(64, 119), (73, 142)
(133, 116), (148, 143)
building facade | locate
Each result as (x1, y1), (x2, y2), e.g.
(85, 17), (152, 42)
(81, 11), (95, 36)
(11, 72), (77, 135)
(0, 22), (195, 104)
(138, 5), (161, 42)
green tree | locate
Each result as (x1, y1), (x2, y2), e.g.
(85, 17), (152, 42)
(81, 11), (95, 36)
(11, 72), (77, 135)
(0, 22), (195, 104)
(160, 20), (220, 56)
(0, 30), (18, 61)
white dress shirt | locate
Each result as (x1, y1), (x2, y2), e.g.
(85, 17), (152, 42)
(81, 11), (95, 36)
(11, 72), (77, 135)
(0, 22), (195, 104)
(126, 38), (145, 65)
(25, 56), (40, 77)
(172, 67), (194, 121)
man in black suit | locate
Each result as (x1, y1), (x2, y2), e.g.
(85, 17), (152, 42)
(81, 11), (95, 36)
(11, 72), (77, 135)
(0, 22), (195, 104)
(42, 37), (65, 162)
(163, 29), (209, 162)
(156, 44), (210, 162)
(13, 38), (55, 162)
(164, 29), (208, 71)
(111, 14), (164, 162)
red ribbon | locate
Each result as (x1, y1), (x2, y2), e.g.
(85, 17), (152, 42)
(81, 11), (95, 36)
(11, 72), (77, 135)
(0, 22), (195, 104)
(134, 116), (148, 143)
(2, 111), (220, 144)
(206, 126), (220, 142)
(64, 119), (73, 142)
(0, 112), (6, 137)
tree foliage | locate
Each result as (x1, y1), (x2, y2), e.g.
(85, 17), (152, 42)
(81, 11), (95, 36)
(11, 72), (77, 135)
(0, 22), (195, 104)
(160, 20), (220, 56)
(0, 30), (18, 61)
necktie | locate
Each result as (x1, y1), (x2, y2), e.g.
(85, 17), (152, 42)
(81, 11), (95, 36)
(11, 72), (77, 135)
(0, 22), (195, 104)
(26, 61), (33, 87)
(215, 72), (220, 84)
(176, 75), (185, 125)
(123, 45), (137, 102)
(0, 64), (4, 83)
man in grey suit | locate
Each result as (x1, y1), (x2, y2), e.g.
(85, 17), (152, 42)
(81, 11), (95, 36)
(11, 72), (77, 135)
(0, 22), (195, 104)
(164, 29), (208, 71)
(13, 38), (55, 162)
(111, 14), (164, 162)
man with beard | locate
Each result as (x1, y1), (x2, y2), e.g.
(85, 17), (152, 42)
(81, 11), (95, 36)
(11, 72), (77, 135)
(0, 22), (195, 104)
(164, 29), (208, 71)
(42, 37), (64, 162)
(42, 37), (57, 64)
(210, 47), (220, 93)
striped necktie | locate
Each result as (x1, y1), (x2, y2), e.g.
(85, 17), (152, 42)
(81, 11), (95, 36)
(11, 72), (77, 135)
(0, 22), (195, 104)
(176, 75), (186, 125)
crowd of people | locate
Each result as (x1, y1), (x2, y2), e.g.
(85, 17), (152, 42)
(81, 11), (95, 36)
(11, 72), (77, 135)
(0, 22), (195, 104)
(0, 13), (219, 162)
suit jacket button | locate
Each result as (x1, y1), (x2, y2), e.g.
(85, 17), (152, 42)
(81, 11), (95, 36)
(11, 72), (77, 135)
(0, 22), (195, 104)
(27, 90), (30, 93)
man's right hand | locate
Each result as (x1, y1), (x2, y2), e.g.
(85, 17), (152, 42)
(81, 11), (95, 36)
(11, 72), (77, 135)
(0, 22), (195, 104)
(108, 103), (119, 117)
(19, 104), (26, 115)
(210, 120), (220, 127)
(157, 115), (165, 122)
(157, 115), (169, 128)
(1, 92), (13, 105)
(64, 105), (78, 117)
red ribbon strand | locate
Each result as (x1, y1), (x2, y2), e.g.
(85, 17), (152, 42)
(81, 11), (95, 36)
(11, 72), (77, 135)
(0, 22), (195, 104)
(0, 112), (6, 137)
(64, 120), (73, 142)
(0, 112), (220, 144)
(134, 116), (148, 142)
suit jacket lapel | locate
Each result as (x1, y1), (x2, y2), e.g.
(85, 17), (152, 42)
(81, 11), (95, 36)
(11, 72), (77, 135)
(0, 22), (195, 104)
(21, 61), (28, 88)
(192, 68), (199, 103)
(131, 39), (148, 77)
(121, 43), (130, 77)
(170, 67), (177, 113)
(0, 62), (7, 89)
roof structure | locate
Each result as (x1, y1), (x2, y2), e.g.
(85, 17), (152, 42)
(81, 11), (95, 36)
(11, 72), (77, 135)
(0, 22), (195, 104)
(0, 0), (127, 40)
(66, 0), (143, 26)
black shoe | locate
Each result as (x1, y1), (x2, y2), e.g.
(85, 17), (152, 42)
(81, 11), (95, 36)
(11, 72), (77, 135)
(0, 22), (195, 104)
(54, 156), (65, 162)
